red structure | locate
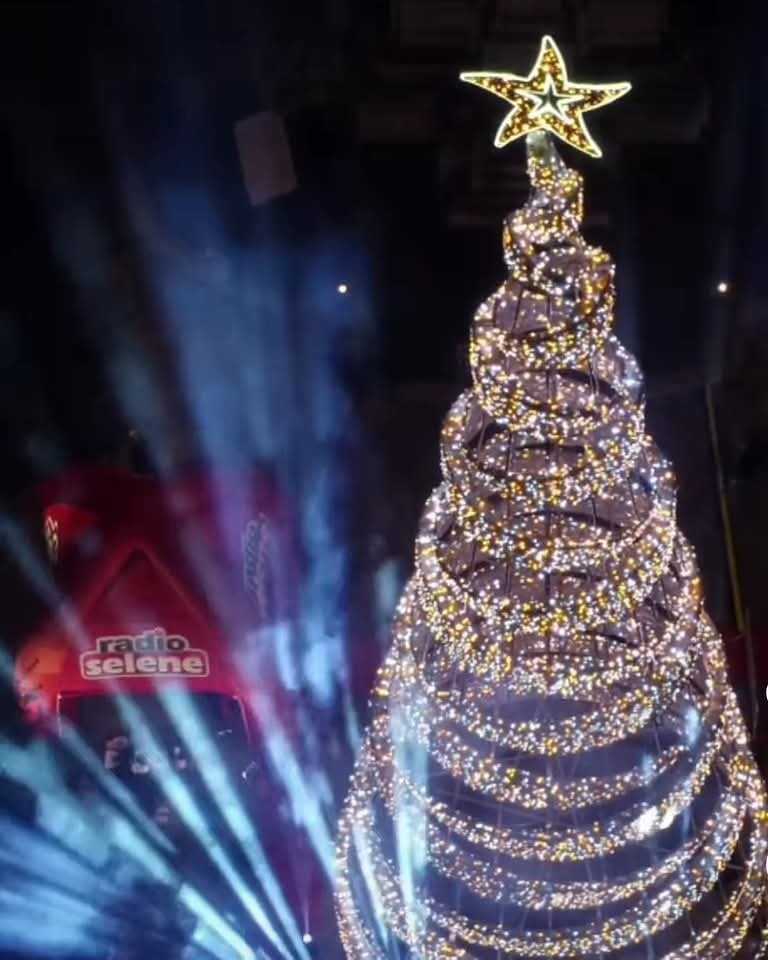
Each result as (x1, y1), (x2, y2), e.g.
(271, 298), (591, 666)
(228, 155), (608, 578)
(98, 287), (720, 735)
(13, 465), (337, 947)
(13, 464), (304, 794)
(16, 466), (292, 726)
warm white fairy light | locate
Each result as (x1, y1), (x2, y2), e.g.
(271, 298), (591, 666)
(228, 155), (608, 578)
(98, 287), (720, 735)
(460, 35), (631, 158)
(335, 131), (768, 959)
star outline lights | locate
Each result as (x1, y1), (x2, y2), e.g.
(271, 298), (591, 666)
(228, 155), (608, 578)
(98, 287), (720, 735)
(461, 35), (631, 158)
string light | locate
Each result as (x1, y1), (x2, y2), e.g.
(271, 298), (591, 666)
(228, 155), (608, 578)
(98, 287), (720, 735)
(460, 35), (631, 158)
(336, 133), (768, 959)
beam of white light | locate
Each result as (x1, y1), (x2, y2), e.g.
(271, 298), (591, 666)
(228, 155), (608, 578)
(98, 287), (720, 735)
(42, 193), (185, 475)
(157, 685), (311, 960)
(374, 559), (402, 632)
(244, 622), (301, 694)
(0, 548), (267, 960)
(0, 535), (275, 947)
(57, 719), (176, 853)
(114, 694), (294, 959)
(343, 687), (362, 756)
(0, 685), (169, 879)
(0, 736), (102, 863)
(40, 159), (368, 749)
(298, 473), (349, 708)
(0, 884), (112, 957)
(0, 811), (163, 957)
(390, 708), (427, 947)
(0, 730), (175, 895)
(181, 885), (257, 960)
(244, 694), (336, 883)
(96, 814), (254, 960)
(0, 809), (250, 960)
(0, 816), (108, 895)
(0, 647), (174, 857)
(351, 821), (390, 949)
(0, 691), (274, 959)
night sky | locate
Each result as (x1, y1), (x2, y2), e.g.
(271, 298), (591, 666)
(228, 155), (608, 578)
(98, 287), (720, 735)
(0, 0), (766, 659)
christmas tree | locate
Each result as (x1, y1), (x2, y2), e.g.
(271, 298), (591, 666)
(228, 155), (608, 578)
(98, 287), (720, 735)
(336, 38), (768, 960)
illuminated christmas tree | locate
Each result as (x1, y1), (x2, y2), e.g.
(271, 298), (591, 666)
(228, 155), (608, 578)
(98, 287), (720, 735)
(336, 37), (768, 960)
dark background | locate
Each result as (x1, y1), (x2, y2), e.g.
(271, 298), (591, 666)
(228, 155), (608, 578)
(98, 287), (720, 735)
(0, 0), (767, 727)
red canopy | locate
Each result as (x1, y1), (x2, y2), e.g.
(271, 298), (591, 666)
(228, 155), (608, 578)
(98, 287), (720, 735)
(16, 465), (297, 730)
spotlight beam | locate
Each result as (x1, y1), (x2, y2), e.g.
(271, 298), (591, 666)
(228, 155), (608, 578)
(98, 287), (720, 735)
(158, 685), (311, 960)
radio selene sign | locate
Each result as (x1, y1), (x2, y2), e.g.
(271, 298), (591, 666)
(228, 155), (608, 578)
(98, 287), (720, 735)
(80, 628), (210, 679)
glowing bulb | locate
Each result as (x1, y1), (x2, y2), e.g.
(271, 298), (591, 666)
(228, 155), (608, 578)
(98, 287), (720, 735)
(717, 281), (729, 294)
(337, 283), (349, 295)
(633, 807), (657, 838)
(302, 932), (313, 944)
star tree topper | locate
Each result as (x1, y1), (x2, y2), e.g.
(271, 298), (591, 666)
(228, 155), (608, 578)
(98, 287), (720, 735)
(461, 35), (631, 158)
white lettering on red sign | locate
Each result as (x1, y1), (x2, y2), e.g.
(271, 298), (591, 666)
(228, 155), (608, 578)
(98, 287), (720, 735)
(80, 628), (210, 680)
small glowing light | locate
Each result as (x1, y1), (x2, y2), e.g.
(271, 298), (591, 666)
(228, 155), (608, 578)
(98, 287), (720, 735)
(337, 283), (349, 295)
(717, 281), (729, 294)
(302, 932), (313, 944)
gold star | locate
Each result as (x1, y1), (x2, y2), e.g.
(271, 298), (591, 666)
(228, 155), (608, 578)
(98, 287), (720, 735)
(460, 35), (631, 158)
